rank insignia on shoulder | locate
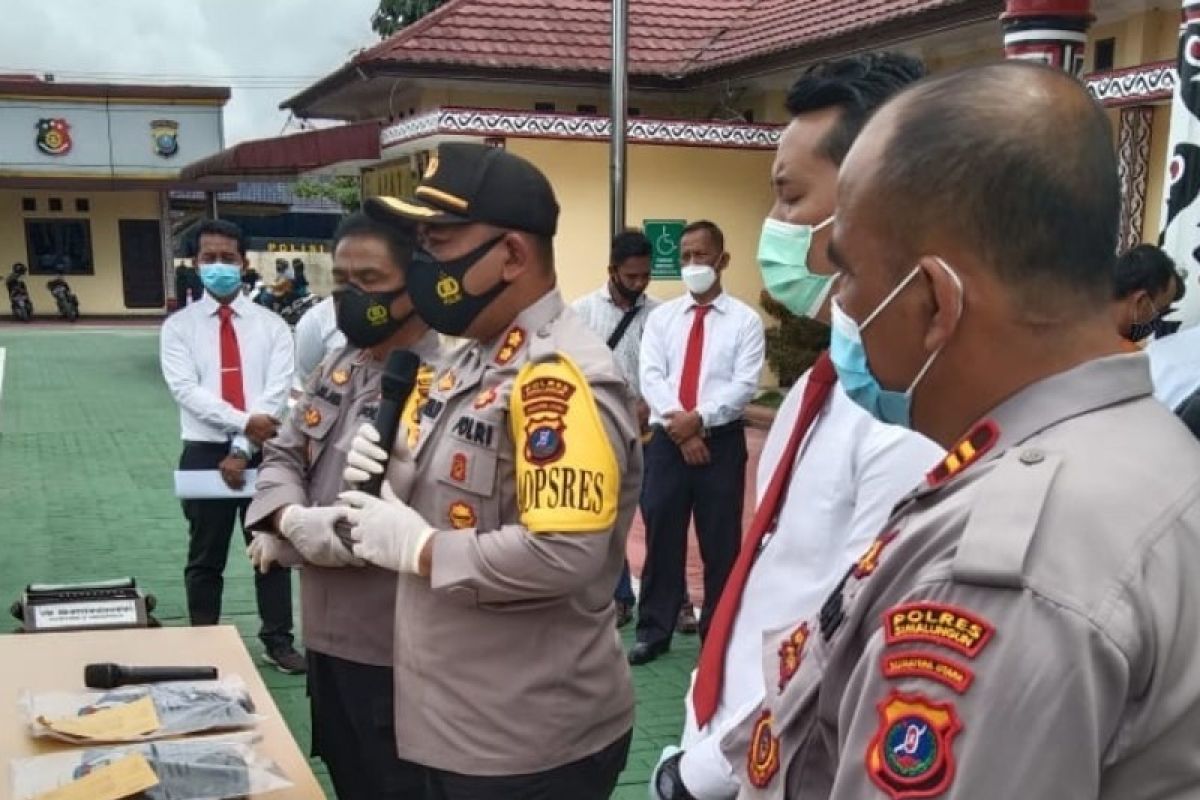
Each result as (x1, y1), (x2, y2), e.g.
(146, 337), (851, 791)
(926, 419), (999, 488)
(494, 326), (526, 366)
(304, 406), (321, 427)
(777, 622), (809, 692)
(867, 691), (961, 800)
(448, 501), (477, 529)
(881, 650), (974, 695)
(331, 369), (350, 386)
(747, 711), (781, 788)
(853, 529), (898, 579)
(883, 602), (994, 659)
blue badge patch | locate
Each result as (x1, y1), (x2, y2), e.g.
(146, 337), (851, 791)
(528, 425), (563, 464)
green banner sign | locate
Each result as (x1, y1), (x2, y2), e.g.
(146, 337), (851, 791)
(644, 219), (685, 279)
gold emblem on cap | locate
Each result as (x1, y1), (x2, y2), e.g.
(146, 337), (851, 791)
(366, 302), (389, 325)
(331, 369), (349, 385)
(424, 153), (439, 179)
(437, 273), (463, 305)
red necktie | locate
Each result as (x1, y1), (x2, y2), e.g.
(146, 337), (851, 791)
(678, 305), (711, 411)
(691, 352), (838, 728)
(218, 305), (246, 411)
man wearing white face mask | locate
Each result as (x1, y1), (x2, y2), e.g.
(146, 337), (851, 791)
(632, 219), (765, 666)
(649, 55), (941, 800)
(160, 218), (303, 674)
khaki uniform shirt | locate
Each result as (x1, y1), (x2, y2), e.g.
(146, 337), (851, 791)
(246, 331), (442, 667)
(723, 354), (1200, 799)
(394, 289), (642, 775)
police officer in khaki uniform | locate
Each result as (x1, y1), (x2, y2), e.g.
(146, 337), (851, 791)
(244, 212), (442, 800)
(339, 142), (641, 798)
(714, 63), (1200, 800)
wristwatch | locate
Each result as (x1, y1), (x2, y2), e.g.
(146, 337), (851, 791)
(655, 751), (698, 800)
(230, 446), (251, 462)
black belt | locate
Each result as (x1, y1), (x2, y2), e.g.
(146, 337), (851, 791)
(651, 419), (743, 439)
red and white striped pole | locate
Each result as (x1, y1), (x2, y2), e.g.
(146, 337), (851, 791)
(1000, 0), (1095, 76)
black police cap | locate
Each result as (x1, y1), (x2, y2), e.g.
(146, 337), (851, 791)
(365, 142), (559, 238)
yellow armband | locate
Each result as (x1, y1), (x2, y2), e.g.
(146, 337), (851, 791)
(511, 354), (619, 533)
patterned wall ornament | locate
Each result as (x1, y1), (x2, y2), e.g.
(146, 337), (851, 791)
(382, 107), (781, 151)
(1117, 105), (1155, 252)
(1085, 61), (1177, 107)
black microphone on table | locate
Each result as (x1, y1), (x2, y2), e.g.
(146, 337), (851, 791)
(84, 663), (218, 689)
(361, 349), (422, 497)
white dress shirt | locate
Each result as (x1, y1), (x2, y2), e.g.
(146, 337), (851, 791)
(640, 291), (765, 428)
(160, 291), (294, 453)
(570, 284), (658, 394)
(1148, 326), (1200, 409)
(293, 295), (346, 388)
(677, 367), (944, 797)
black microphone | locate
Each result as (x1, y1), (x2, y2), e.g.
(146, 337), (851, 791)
(361, 349), (422, 496)
(84, 663), (218, 689)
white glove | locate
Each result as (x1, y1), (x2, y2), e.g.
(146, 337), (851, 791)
(649, 745), (683, 799)
(339, 488), (436, 574)
(246, 533), (293, 573)
(342, 422), (417, 499)
(278, 504), (362, 568)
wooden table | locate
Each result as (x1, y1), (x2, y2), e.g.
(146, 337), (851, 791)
(0, 625), (324, 799)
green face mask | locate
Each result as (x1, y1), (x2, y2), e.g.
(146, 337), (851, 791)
(756, 215), (835, 318)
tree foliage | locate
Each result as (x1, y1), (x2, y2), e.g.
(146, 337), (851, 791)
(760, 290), (829, 387)
(371, 0), (448, 38)
(294, 176), (362, 212)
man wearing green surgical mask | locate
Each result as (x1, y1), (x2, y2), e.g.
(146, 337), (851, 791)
(650, 53), (942, 800)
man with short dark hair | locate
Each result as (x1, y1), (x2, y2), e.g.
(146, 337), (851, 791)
(160, 218), (302, 673)
(246, 212), (440, 799)
(341, 142), (642, 798)
(630, 219), (765, 665)
(649, 53), (939, 800)
(724, 61), (1200, 799)
(1112, 244), (1182, 343)
(571, 229), (658, 626)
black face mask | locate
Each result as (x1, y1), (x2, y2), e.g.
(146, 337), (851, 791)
(610, 275), (643, 304)
(334, 283), (412, 348)
(408, 234), (508, 336)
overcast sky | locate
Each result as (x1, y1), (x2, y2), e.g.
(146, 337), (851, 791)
(0, 0), (380, 144)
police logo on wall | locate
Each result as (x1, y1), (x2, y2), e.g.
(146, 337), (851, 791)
(151, 119), (180, 158)
(35, 118), (72, 156)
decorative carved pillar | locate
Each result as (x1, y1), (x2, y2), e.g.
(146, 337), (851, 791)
(1117, 106), (1155, 252)
(1001, 0), (1095, 76)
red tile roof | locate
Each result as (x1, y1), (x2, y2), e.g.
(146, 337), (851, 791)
(351, 0), (985, 77)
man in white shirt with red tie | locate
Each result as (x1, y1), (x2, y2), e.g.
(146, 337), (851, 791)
(649, 54), (943, 799)
(160, 219), (304, 674)
(631, 219), (766, 665)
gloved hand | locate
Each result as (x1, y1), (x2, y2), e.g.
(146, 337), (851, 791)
(278, 504), (362, 568)
(246, 533), (301, 573)
(339, 486), (436, 574)
(650, 746), (684, 799)
(342, 423), (417, 499)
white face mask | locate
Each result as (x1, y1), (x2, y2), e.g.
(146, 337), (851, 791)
(681, 264), (717, 295)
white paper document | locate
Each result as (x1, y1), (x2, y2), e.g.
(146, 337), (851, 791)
(173, 469), (258, 499)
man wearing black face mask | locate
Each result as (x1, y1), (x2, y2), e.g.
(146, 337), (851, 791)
(245, 212), (442, 800)
(571, 230), (657, 626)
(342, 142), (643, 799)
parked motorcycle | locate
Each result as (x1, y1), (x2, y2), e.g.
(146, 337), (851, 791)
(5, 263), (33, 322)
(46, 270), (79, 322)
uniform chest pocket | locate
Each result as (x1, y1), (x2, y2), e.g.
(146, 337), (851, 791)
(296, 397), (340, 470)
(433, 411), (503, 497)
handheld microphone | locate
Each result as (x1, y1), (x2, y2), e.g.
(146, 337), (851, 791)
(84, 663), (218, 689)
(361, 349), (422, 496)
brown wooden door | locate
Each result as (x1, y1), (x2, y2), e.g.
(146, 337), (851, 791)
(118, 220), (165, 309)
